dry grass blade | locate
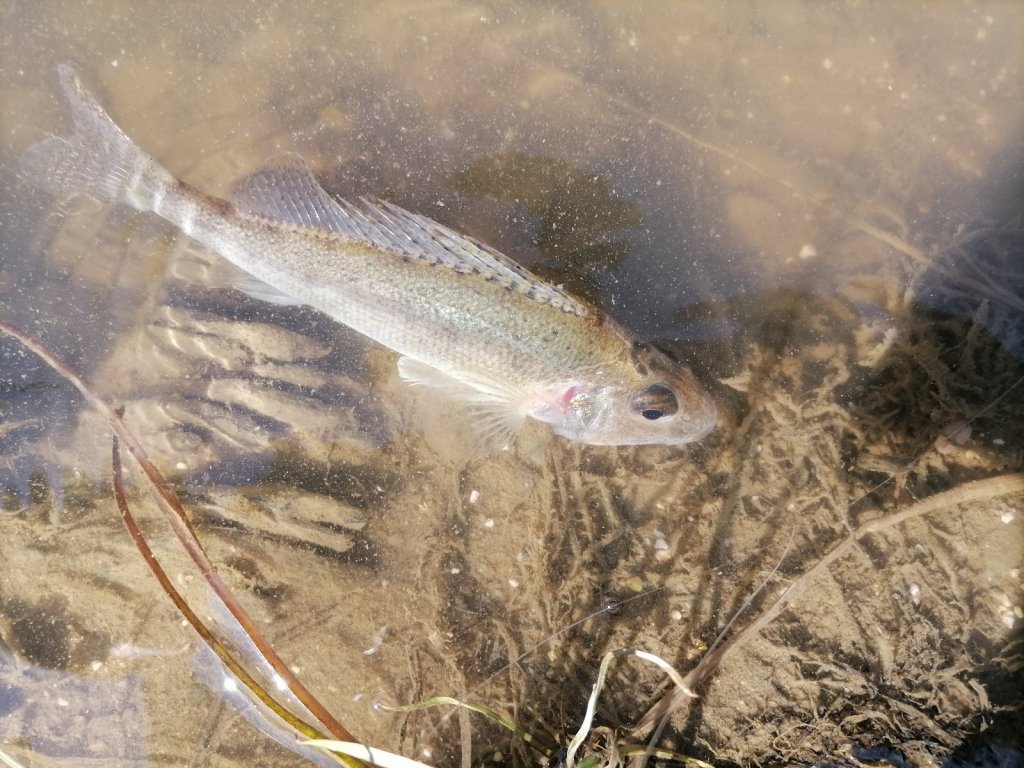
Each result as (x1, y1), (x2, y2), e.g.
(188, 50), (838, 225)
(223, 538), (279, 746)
(303, 741), (435, 768)
(567, 649), (696, 768)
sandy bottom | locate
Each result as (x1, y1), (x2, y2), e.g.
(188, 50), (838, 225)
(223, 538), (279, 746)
(1, 221), (1021, 768)
(1, 3), (1022, 766)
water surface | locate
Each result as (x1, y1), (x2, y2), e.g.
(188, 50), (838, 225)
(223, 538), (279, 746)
(1, 3), (1022, 767)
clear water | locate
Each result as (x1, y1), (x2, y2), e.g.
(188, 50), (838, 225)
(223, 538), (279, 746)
(1, 3), (1021, 767)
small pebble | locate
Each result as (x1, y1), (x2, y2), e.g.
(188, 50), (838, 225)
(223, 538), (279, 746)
(908, 583), (921, 604)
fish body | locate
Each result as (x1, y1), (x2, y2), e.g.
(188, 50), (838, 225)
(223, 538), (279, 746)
(21, 65), (716, 447)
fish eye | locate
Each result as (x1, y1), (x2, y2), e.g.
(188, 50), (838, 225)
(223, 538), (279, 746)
(629, 383), (678, 421)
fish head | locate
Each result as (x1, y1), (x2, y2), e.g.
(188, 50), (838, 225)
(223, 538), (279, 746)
(540, 343), (717, 446)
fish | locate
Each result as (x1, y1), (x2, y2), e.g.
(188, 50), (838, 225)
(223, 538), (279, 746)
(20, 65), (716, 449)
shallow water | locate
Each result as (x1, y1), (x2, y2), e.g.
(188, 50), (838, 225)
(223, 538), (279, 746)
(1, 2), (1022, 767)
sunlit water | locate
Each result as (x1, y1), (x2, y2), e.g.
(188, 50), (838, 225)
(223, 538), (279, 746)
(1, 3), (1022, 767)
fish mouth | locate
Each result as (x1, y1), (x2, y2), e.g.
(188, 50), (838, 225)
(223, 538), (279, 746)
(678, 394), (718, 443)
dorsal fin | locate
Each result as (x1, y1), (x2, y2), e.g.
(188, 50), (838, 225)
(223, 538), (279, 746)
(233, 154), (592, 317)
(232, 153), (345, 230)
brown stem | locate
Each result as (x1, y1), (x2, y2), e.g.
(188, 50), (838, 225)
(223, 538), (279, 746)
(112, 436), (337, 746)
(0, 320), (360, 747)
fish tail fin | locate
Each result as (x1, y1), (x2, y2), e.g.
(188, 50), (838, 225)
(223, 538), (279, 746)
(20, 64), (173, 211)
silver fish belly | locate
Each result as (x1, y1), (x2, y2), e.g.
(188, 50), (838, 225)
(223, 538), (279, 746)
(21, 65), (716, 448)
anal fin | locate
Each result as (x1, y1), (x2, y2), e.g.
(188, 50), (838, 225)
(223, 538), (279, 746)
(233, 275), (306, 306)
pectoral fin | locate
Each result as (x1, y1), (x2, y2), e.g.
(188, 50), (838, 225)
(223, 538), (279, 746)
(397, 356), (529, 452)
